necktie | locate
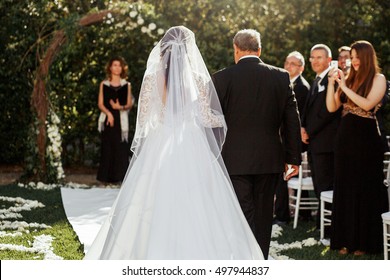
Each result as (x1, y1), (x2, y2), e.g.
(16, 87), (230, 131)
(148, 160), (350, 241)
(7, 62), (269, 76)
(311, 76), (321, 95)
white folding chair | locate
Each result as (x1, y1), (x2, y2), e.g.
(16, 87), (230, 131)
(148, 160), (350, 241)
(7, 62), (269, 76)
(320, 190), (333, 240)
(382, 211), (390, 260)
(287, 154), (318, 229)
(384, 158), (390, 188)
(383, 157), (390, 212)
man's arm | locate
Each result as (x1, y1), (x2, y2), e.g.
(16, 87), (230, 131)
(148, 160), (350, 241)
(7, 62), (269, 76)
(282, 73), (302, 166)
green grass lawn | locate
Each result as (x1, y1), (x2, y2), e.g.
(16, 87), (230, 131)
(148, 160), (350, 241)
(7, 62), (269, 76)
(0, 184), (84, 260)
(0, 183), (385, 260)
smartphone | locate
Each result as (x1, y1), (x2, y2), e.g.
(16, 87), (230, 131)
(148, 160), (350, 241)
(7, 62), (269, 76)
(330, 60), (338, 69)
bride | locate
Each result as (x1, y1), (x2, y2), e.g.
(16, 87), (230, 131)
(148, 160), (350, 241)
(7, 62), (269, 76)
(84, 26), (263, 260)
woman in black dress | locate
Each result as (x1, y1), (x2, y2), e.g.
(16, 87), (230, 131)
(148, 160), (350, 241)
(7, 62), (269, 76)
(97, 56), (133, 183)
(326, 41), (389, 255)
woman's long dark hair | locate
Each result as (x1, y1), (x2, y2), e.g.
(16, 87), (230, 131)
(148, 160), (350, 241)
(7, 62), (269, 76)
(340, 40), (380, 100)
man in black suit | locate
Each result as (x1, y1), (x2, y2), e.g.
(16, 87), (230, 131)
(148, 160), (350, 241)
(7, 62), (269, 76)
(212, 29), (302, 259)
(285, 51), (310, 115)
(274, 51), (311, 224)
(301, 44), (341, 230)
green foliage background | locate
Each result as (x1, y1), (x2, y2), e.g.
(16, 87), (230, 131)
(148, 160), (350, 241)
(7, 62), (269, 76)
(1, 0), (389, 169)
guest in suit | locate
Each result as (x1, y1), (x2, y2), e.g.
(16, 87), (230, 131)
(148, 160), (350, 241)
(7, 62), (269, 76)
(284, 51), (310, 114)
(274, 51), (311, 224)
(212, 29), (302, 258)
(301, 44), (341, 230)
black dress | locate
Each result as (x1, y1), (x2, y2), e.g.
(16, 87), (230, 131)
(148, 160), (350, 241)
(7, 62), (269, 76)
(330, 103), (389, 253)
(97, 82), (130, 183)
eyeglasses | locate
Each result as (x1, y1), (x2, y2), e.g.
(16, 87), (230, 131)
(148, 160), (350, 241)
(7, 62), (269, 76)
(284, 61), (302, 67)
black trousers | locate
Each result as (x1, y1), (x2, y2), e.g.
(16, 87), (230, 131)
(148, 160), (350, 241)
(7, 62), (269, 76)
(307, 151), (334, 230)
(274, 174), (291, 222)
(230, 174), (279, 259)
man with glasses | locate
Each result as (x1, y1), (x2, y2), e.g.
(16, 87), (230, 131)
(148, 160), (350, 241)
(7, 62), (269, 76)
(284, 51), (310, 114)
(301, 44), (341, 232)
(274, 51), (311, 225)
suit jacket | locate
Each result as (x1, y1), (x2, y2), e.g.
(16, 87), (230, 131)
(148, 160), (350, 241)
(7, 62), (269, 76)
(212, 57), (301, 175)
(301, 73), (341, 153)
(292, 75), (310, 116)
(287, 75), (310, 153)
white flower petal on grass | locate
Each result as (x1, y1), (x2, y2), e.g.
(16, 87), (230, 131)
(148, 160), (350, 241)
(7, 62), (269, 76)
(18, 182), (59, 191)
(271, 224), (283, 238)
(148, 23), (156, 30)
(0, 196), (45, 216)
(0, 221), (51, 231)
(269, 240), (293, 260)
(302, 237), (320, 247)
(33, 234), (63, 260)
(0, 231), (23, 237)
(0, 213), (23, 219)
(0, 234), (63, 260)
(275, 254), (291, 260)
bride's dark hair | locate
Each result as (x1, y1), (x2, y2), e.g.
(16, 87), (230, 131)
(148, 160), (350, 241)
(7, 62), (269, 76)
(160, 26), (191, 80)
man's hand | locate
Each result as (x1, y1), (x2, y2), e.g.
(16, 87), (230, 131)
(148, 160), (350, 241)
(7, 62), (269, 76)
(284, 164), (299, 181)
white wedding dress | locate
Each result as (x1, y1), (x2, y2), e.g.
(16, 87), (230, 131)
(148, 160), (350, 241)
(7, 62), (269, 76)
(84, 26), (263, 260)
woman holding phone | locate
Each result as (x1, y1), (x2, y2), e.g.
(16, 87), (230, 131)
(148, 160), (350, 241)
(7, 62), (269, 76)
(326, 40), (388, 256)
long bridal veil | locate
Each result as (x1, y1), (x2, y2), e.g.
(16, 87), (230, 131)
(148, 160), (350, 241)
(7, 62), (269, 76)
(84, 26), (263, 260)
(131, 25), (227, 169)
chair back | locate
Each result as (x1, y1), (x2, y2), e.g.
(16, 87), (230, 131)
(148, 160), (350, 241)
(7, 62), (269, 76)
(384, 159), (390, 187)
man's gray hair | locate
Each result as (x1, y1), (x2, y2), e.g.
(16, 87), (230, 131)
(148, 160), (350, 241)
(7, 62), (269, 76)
(233, 29), (261, 52)
(287, 51), (305, 67)
(311, 44), (332, 58)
